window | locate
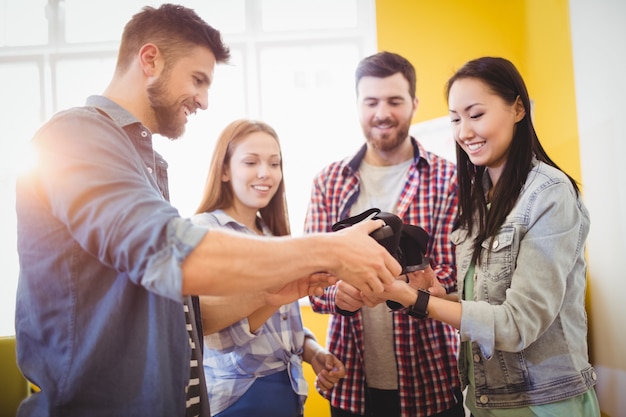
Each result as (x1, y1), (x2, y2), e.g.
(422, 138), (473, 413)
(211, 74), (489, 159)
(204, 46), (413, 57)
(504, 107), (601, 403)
(0, 0), (376, 336)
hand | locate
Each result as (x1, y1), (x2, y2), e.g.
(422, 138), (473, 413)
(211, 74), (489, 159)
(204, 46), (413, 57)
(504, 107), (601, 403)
(265, 273), (337, 307)
(335, 280), (367, 312)
(329, 219), (402, 298)
(406, 265), (447, 298)
(309, 349), (346, 392)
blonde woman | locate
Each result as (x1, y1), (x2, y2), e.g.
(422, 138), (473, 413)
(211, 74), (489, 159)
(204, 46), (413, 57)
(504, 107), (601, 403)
(192, 119), (345, 417)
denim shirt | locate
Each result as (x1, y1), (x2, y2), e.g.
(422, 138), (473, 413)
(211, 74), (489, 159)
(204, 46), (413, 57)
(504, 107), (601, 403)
(451, 159), (597, 408)
(15, 96), (208, 416)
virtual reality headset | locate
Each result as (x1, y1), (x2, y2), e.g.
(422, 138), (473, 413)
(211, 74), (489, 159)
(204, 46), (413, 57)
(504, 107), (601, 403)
(332, 208), (431, 310)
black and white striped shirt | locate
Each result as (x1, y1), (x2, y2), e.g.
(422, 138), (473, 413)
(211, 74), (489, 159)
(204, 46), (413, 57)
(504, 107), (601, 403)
(184, 296), (210, 417)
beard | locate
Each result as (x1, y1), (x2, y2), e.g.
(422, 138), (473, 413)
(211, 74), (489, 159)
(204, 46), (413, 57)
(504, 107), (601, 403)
(147, 74), (186, 140)
(365, 117), (411, 152)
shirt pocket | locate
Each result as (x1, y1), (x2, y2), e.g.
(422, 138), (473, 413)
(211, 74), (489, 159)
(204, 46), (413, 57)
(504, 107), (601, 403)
(476, 348), (530, 390)
(450, 227), (468, 246)
(479, 226), (515, 283)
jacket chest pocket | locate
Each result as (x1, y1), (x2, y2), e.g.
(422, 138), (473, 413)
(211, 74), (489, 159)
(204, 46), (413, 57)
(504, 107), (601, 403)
(479, 226), (515, 283)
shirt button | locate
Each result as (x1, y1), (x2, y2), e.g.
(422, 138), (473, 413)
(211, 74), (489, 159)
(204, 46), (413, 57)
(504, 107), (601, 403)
(492, 240), (499, 249)
(147, 167), (153, 174)
(282, 314), (288, 320)
(479, 395), (489, 404)
(141, 130), (148, 138)
(592, 371), (597, 381)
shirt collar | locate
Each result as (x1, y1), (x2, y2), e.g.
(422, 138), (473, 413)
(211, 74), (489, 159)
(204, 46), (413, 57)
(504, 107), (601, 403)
(210, 209), (271, 236)
(343, 136), (432, 176)
(86, 95), (142, 129)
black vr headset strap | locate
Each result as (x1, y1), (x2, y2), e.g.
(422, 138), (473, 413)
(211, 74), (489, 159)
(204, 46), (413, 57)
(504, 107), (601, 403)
(331, 208), (381, 231)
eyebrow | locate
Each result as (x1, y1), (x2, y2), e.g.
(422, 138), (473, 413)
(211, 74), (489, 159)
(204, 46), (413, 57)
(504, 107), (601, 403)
(242, 152), (281, 158)
(195, 71), (212, 86)
(363, 95), (405, 101)
(449, 103), (482, 113)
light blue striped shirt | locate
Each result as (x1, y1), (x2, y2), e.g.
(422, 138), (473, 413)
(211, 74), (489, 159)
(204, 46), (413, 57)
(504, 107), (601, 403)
(191, 210), (312, 416)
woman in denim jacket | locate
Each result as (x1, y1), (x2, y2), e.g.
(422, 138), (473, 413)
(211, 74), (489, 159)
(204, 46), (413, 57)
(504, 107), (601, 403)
(383, 57), (599, 416)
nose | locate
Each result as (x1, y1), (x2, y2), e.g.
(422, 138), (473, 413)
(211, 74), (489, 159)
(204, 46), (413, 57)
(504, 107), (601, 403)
(257, 163), (269, 178)
(456, 119), (474, 142)
(374, 102), (392, 120)
(195, 88), (209, 111)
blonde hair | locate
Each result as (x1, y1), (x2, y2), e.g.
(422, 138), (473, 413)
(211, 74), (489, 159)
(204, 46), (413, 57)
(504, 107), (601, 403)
(195, 119), (290, 236)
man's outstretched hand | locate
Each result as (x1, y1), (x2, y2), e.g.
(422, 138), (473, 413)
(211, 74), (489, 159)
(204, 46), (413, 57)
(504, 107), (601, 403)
(327, 219), (401, 297)
(265, 272), (337, 306)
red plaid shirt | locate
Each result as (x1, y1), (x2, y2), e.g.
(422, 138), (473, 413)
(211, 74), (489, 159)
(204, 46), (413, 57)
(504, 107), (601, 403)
(305, 138), (460, 416)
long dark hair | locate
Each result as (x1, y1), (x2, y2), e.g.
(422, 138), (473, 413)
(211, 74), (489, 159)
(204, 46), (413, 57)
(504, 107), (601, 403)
(446, 57), (579, 264)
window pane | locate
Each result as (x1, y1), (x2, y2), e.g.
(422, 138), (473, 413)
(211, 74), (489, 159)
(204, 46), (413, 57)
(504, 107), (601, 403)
(0, 62), (42, 152)
(0, 62), (42, 336)
(0, 0), (47, 46)
(64, 0), (246, 43)
(259, 43), (364, 233)
(54, 55), (117, 111)
(261, 0), (358, 31)
(186, 0), (246, 34)
(155, 48), (247, 217)
(64, 0), (162, 43)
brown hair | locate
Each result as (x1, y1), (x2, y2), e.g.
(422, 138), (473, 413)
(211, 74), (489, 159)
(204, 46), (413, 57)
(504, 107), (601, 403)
(116, 3), (230, 74)
(195, 119), (290, 237)
(355, 51), (417, 99)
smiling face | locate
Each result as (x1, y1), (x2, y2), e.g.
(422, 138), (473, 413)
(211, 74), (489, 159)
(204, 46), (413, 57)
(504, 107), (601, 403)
(448, 77), (525, 185)
(222, 131), (283, 220)
(147, 45), (216, 139)
(357, 72), (417, 157)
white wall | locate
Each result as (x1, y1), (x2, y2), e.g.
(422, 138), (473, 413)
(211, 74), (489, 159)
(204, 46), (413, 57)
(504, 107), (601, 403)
(569, 1), (626, 416)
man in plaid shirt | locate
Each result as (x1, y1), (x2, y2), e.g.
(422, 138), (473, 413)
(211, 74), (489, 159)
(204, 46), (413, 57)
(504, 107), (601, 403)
(304, 52), (464, 417)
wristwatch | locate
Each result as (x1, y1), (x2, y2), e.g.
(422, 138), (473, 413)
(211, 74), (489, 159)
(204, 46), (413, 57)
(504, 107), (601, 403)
(407, 288), (430, 319)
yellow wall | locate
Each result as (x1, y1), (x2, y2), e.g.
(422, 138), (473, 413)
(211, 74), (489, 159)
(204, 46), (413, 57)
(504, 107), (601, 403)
(302, 305), (331, 416)
(303, 1), (587, 416)
(375, 0), (581, 182)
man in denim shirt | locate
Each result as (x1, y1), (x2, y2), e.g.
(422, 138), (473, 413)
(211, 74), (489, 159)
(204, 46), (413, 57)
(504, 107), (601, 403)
(15, 5), (401, 417)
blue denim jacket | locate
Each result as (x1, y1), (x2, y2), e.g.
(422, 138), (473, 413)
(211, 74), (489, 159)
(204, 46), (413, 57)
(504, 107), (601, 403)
(15, 96), (208, 416)
(451, 159), (597, 408)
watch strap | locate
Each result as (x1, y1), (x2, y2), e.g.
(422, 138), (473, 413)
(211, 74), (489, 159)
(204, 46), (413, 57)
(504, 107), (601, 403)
(407, 288), (430, 319)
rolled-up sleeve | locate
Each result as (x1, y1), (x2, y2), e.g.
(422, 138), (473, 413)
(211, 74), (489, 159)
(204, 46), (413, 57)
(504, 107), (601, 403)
(34, 108), (207, 301)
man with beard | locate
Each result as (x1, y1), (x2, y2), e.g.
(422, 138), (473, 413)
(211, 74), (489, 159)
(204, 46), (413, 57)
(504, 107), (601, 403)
(304, 52), (464, 417)
(14, 6), (401, 417)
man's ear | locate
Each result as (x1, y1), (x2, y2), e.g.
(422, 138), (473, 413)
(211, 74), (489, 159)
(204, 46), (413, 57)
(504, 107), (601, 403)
(411, 96), (419, 119)
(514, 95), (526, 123)
(138, 43), (162, 76)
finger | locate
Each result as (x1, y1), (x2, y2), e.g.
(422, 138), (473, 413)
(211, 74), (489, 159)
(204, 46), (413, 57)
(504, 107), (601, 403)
(428, 283), (447, 297)
(353, 218), (386, 235)
(337, 297), (361, 311)
(316, 374), (333, 391)
(360, 292), (379, 308)
(384, 252), (402, 279)
(369, 253), (402, 289)
(309, 286), (325, 297)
